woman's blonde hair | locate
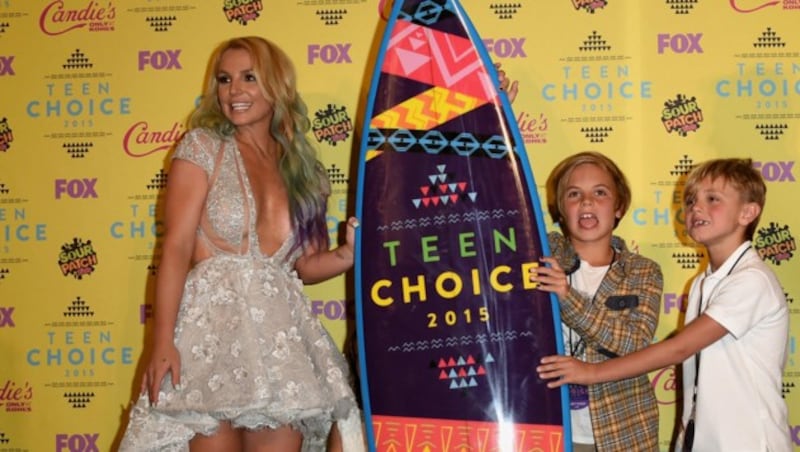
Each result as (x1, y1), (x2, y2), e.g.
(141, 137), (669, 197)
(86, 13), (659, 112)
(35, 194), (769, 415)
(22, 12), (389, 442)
(190, 36), (330, 254)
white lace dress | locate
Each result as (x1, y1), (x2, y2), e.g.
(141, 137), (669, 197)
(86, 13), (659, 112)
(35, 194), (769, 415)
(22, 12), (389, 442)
(119, 129), (364, 451)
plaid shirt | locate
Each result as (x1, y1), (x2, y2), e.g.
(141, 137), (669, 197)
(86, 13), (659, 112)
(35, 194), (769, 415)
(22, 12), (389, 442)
(549, 232), (662, 452)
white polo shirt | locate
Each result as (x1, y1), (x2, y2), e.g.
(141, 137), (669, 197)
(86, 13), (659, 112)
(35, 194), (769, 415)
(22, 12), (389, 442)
(681, 242), (790, 452)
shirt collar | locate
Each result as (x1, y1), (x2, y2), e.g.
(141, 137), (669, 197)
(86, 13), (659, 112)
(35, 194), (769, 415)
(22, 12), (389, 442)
(704, 241), (752, 280)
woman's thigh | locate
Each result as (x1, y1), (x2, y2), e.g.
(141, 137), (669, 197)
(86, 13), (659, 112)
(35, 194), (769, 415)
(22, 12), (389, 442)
(189, 421), (242, 452)
(242, 425), (302, 452)
(189, 422), (302, 452)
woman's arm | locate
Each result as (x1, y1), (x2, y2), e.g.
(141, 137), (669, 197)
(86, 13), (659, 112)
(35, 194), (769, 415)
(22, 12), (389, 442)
(294, 217), (359, 284)
(143, 159), (208, 404)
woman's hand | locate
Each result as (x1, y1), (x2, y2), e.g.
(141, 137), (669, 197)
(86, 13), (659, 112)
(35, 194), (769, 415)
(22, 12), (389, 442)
(495, 62), (519, 103)
(142, 342), (181, 406)
(335, 217), (359, 262)
(345, 217), (358, 254)
(296, 216), (360, 284)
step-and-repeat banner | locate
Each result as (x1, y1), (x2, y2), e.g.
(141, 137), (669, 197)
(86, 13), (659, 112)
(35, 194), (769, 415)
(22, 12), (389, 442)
(0, 1), (797, 450)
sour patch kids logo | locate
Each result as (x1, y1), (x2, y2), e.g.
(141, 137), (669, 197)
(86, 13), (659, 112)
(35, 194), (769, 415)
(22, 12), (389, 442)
(58, 237), (98, 279)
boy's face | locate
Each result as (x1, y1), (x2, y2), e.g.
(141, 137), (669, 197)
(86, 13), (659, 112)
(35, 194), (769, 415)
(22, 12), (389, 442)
(561, 163), (622, 245)
(684, 176), (756, 250)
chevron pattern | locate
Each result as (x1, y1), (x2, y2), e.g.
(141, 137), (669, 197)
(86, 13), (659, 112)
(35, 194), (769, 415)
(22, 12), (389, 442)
(371, 86), (484, 130)
(383, 19), (495, 101)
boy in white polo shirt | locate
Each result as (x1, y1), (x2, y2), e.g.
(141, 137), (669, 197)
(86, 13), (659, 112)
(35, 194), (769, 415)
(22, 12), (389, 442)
(535, 157), (791, 451)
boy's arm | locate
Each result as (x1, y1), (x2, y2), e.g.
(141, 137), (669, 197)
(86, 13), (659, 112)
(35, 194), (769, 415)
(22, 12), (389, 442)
(537, 313), (728, 386)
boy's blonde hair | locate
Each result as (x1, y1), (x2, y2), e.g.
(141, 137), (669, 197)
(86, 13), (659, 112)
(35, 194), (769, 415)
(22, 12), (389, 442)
(683, 158), (766, 240)
(546, 151), (631, 233)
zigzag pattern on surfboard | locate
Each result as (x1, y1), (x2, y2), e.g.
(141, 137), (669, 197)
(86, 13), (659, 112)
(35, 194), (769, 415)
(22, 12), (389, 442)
(370, 86), (483, 130)
(372, 209), (522, 232)
(386, 330), (534, 352)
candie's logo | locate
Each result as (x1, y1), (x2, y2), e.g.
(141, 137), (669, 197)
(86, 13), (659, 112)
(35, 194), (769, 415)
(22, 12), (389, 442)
(755, 222), (795, 265)
(661, 94), (704, 136)
(58, 238), (98, 279)
(0, 117), (13, 152)
(730, 0), (780, 12)
(39, 0), (116, 36)
(123, 121), (184, 157)
(572, 0), (608, 13)
(0, 380), (33, 413)
(650, 366), (678, 406)
(312, 104), (352, 147)
(516, 111), (548, 144)
(224, 0), (263, 25)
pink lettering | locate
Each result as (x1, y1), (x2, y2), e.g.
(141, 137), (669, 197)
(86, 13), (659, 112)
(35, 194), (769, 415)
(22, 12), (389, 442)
(123, 121), (185, 158)
(651, 366), (678, 406)
(39, 0), (115, 36)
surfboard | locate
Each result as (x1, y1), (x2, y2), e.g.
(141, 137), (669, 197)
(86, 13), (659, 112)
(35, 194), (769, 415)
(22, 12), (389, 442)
(353, 1), (571, 450)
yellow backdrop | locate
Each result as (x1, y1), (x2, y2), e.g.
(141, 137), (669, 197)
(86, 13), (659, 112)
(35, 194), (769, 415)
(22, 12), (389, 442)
(0, 1), (798, 450)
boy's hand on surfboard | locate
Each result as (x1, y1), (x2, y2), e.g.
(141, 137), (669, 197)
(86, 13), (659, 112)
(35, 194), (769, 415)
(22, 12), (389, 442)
(530, 256), (569, 299)
(537, 355), (596, 388)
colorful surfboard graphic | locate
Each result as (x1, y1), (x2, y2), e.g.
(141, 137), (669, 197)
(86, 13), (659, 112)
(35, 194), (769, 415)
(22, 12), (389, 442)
(354, 1), (571, 450)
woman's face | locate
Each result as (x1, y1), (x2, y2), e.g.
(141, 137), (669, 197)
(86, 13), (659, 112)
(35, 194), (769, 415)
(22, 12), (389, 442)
(216, 48), (271, 131)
